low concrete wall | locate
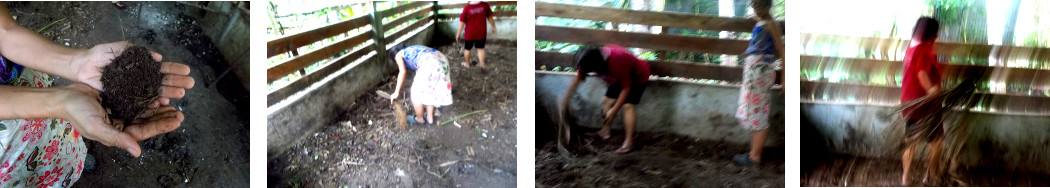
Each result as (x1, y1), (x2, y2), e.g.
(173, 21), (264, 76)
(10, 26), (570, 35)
(267, 26), (434, 159)
(192, 1), (250, 90)
(435, 18), (517, 42)
(535, 72), (785, 147)
(802, 103), (1050, 173)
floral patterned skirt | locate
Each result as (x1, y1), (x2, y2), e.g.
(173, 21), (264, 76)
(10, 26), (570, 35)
(735, 54), (780, 131)
(409, 51), (453, 106)
(0, 68), (86, 187)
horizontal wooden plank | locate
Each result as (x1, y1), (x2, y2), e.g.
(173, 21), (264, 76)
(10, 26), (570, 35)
(800, 33), (1050, 67)
(268, 32), (374, 82)
(267, 16), (371, 57)
(377, 1), (430, 19)
(436, 10), (516, 20)
(537, 25), (750, 55)
(383, 7), (432, 29)
(269, 47), (376, 105)
(537, 2), (763, 33)
(800, 81), (1050, 115)
(385, 16), (433, 42)
(800, 55), (1050, 94)
(436, 1), (517, 9)
(537, 51), (778, 83)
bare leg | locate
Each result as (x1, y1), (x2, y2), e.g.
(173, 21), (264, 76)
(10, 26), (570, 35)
(925, 136), (944, 184)
(462, 49), (471, 68)
(748, 128), (769, 163)
(413, 102), (425, 123)
(426, 105), (435, 124)
(595, 97), (614, 139)
(616, 104), (637, 154)
(477, 48), (487, 68)
(902, 143), (917, 185)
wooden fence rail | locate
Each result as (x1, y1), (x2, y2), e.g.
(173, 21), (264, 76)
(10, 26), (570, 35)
(435, 1), (517, 20)
(535, 2), (783, 83)
(266, 2), (436, 105)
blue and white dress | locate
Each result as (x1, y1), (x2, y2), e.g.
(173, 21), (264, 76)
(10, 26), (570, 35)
(397, 45), (453, 106)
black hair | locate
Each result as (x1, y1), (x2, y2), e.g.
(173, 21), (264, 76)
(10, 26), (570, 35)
(912, 17), (940, 41)
(388, 43), (406, 64)
(750, 0), (772, 10)
(574, 46), (606, 73)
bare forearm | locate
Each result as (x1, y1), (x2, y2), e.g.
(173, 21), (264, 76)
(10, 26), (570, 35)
(0, 24), (83, 79)
(0, 85), (61, 120)
(606, 87), (629, 119)
(457, 22), (465, 36)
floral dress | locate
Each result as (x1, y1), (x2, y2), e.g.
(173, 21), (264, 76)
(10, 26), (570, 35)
(736, 24), (781, 131)
(399, 45), (453, 106)
(0, 58), (86, 188)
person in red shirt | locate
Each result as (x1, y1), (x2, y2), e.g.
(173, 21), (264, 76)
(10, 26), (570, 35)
(455, 1), (496, 68)
(559, 44), (651, 154)
(900, 16), (942, 186)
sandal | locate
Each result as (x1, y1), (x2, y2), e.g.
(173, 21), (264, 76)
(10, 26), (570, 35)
(732, 153), (759, 166)
(406, 115), (426, 125)
(614, 146), (632, 154)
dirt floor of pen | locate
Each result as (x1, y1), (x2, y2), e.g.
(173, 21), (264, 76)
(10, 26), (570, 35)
(267, 44), (518, 187)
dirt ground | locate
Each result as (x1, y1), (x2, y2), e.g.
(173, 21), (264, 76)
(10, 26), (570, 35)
(534, 115), (785, 187)
(802, 154), (1050, 187)
(5, 2), (249, 187)
(267, 43), (518, 187)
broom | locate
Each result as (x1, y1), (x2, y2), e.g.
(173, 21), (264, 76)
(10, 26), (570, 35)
(377, 90), (408, 131)
(890, 66), (987, 186)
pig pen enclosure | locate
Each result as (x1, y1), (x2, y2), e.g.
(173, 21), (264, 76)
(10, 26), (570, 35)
(534, 2), (785, 187)
(265, 2), (517, 187)
(797, 1), (1050, 186)
(4, 2), (250, 187)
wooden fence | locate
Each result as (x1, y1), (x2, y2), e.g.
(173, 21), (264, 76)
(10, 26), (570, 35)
(266, 1), (435, 105)
(800, 33), (1050, 115)
(436, 1), (517, 20)
(534, 2), (784, 84)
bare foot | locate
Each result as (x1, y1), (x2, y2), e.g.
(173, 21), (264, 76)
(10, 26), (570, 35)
(614, 146), (632, 154)
(460, 61), (470, 68)
(595, 128), (611, 140)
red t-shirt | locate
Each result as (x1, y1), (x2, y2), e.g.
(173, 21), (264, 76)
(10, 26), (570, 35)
(577, 44), (651, 88)
(900, 42), (941, 119)
(460, 2), (492, 41)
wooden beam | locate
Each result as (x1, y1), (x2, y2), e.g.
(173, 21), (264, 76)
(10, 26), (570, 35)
(800, 55), (1050, 91)
(537, 51), (760, 82)
(436, 1), (517, 9)
(536, 25), (750, 55)
(267, 16), (370, 57)
(268, 48), (375, 105)
(437, 10), (516, 20)
(377, 1), (430, 19)
(536, 2), (783, 33)
(800, 33), (1050, 66)
(268, 32), (373, 82)
(385, 16), (433, 42)
(800, 81), (1050, 115)
(383, 7), (432, 29)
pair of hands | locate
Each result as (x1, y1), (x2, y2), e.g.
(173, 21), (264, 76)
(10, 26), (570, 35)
(454, 27), (498, 43)
(54, 41), (194, 157)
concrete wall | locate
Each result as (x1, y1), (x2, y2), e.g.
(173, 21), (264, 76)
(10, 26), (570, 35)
(267, 26), (434, 159)
(435, 18), (517, 42)
(193, 1), (250, 90)
(802, 103), (1050, 173)
(535, 72), (785, 146)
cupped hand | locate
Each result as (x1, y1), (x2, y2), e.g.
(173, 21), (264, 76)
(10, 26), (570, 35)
(53, 83), (185, 157)
(69, 41), (196, 107)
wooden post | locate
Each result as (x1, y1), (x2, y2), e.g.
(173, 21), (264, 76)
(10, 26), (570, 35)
(371, 2), (387, 62)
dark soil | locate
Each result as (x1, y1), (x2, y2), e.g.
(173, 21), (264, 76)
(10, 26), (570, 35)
(5, 2), (249, 187)
(802, 154), (1050, 187)
(101, 46), (163, 125)
(268, 43), (518, 187)
(535, 128), (785, 188)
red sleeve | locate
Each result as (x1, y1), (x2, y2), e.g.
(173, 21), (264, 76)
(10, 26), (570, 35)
(485, 3), (493, 18)
(459, 4), (468, 22)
